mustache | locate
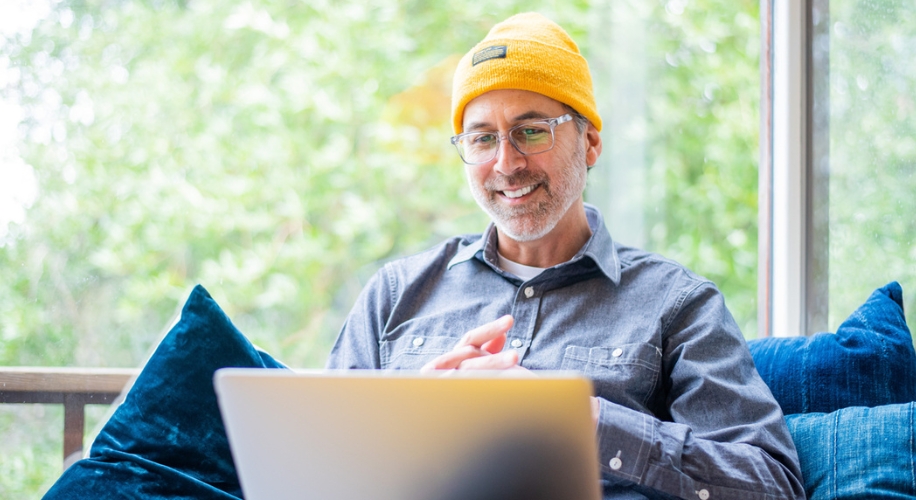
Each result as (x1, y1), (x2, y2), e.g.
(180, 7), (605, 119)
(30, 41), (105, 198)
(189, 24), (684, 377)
(484, 170), (549, 192)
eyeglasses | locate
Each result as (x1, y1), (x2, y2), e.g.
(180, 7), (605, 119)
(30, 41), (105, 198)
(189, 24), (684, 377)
(450, 114), (573, 165)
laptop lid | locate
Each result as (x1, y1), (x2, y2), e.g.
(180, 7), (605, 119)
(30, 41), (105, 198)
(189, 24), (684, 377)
(214, 369), (601, 500)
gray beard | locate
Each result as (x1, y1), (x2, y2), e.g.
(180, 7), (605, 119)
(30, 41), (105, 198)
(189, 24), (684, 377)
(469, 146), (588, 243)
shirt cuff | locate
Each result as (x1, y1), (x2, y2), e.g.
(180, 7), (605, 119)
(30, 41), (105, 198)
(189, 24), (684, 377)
(595, 398), (654, 482)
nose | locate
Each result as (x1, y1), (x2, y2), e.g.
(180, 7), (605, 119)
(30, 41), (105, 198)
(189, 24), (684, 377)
(493, 135), (526, 175)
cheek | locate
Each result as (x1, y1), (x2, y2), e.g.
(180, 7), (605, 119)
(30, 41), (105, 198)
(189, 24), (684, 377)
(464, 165), (489, 188)
(536, 145), (579, 178)
(553, 137), (583, 160)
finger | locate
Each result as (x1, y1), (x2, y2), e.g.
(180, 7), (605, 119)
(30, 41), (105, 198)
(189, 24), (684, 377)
(420, 345), (488, 372)
(457, 315), (514, 349)
(501, 365), (536, 377)
(456, 350), (519, 370)
(480, 333), (507, 354)
(590, 396), (601, 428)
(420, 316), (515, 372)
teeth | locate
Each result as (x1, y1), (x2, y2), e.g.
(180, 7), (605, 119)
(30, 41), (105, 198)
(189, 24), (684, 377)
(503, 185), (536, 198)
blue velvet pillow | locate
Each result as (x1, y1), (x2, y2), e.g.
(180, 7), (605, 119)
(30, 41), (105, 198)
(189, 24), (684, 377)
(786, 402), (916, 500)
(748, 282), (916, 415)
(44, 285), (286, 499)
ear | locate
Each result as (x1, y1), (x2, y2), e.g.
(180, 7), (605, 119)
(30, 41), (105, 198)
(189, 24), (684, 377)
(584, 123), (602, 167)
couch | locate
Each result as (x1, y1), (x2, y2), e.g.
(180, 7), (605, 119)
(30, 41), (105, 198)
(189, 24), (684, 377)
(747, 281), (916, 499)
(43, 283), (916, 499)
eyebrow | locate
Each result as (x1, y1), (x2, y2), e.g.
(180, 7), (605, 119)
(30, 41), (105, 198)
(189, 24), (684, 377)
(464, 111), (554, 132)
(513, 111), (552, 122)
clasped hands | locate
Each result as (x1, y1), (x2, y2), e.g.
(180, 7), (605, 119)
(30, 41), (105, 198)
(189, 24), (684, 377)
(420, 315), (522, 372)
(420, 314), (600, 425)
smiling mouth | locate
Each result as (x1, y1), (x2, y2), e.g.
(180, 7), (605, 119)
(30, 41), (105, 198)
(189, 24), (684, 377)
(501, 184), (538, 199)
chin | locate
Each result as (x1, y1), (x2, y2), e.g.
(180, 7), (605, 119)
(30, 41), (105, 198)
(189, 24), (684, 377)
(495, 218), (558, 243)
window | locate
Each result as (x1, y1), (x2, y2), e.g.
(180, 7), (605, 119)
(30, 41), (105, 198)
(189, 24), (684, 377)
(587, 0), (761, 337)
(825, 0), (916, 330)
(0, 0), (808, 496)
(763, 0), (915, 336)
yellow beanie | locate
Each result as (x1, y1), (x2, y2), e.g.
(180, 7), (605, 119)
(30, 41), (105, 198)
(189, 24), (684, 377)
(451, 12), (602, 134)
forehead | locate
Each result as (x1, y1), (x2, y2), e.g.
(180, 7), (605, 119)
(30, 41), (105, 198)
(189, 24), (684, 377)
(462, 89), (567, 130)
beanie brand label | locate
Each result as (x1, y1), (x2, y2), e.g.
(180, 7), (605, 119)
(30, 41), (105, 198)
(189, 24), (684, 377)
(472, 45), (508, 66)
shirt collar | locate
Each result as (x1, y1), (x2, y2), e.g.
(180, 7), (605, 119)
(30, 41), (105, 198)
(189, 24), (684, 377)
(447, 203), (621, 285)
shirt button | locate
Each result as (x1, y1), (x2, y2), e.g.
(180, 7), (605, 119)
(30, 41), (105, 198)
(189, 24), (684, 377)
(412, 337), (424, 347)
(612, 348), (623, 357)
(609, 457), (622, 470)
(524, 286), (534, 298)
(697, 489), (710, 500)
(510, 339), (523, 348)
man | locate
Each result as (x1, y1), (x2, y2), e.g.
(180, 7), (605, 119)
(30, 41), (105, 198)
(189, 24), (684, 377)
(327, 12), (805, 500)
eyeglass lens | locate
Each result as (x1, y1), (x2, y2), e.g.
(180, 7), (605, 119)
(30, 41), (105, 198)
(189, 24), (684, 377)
(459, 122), (554, 163)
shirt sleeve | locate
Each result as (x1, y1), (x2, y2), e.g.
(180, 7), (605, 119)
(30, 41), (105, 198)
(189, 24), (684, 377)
(594, 281), (807, 500)
(325, 267), (391, 370)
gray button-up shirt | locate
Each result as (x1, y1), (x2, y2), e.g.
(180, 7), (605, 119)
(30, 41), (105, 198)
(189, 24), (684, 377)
(327, 204), (805, 500)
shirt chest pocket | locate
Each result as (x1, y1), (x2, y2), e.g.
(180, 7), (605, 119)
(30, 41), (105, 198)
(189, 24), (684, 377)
(379, 335), (457, 370)
(560, 343), (662, 411)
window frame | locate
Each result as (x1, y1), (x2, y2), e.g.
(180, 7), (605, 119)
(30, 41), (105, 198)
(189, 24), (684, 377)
(760, 0), (830, 337)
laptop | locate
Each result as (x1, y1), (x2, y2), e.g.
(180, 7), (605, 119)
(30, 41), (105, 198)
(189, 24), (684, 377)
(214, 369), (601, 500)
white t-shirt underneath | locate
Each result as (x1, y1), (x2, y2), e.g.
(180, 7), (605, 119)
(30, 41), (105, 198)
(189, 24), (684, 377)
(497, 251), (546, 281)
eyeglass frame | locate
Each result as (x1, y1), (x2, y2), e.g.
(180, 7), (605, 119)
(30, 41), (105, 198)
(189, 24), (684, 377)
(450, 113), (574, 165)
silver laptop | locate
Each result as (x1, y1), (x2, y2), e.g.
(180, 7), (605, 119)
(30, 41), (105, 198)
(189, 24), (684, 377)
(214, 369), (601, 500)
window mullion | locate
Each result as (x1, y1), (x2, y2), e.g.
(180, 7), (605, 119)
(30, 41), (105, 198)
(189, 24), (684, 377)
(765, 0), (829, 337)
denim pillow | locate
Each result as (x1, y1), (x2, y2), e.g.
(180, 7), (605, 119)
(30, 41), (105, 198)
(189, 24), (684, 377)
(786, 402), (916, 499)
(44, 285), (286, 500)
(748, 282), (916, 415)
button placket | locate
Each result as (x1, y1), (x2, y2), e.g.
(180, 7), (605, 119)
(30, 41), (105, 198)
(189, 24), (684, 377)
(509, 282), (542, 363)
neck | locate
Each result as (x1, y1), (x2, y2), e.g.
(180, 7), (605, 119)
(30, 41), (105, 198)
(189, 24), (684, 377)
(495, 201), (592, 268)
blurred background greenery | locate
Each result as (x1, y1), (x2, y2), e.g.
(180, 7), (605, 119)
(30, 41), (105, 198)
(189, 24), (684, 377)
(826, 0), (916, 328)
(0, 0), (761, 493)
(1, 0), (765, 368)
(1, 0), (913, 497)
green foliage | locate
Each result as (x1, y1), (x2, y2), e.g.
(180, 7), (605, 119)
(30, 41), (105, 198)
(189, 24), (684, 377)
(0, 405), (63, 497)
(585, 0), (760, 335)
(827, 0), (916, 331)
(640, 0), (761, 335)
(0, 0), (765, 496)
(0, 0), (609, 370)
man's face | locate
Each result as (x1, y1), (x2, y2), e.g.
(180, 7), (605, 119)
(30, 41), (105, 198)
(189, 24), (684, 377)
(461, 89), (594, 243)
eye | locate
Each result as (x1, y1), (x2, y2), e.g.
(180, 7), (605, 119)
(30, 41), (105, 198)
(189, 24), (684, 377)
(470, 133), (498, 146)
(512, 123), (550, 143)
(521, 125), (548, 136)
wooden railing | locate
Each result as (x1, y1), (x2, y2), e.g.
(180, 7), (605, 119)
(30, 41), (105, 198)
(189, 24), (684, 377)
(0, 367), (138, 469)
